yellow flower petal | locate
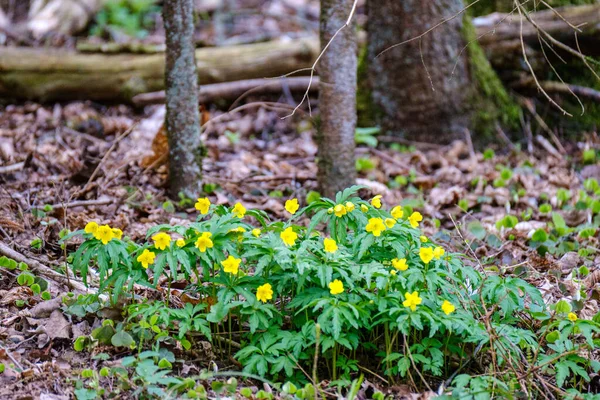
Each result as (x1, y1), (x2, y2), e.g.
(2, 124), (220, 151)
(285, 198), (300, 215)
(256, 283), (273, 303)
(408, 212), (423, 228)
(280, 227), (298, 246)
(195, 197), (211, 214)
(441, 300), (456, 315)
(329, 279), (344, 295)
(84, 221), (98, 234)
(365, 218), (386, 237)
(152, 232), (171, 251)
(232, 203), (246, 218)
(221, 255), (241, 275)
(371, 195), (382, 209)
(419, 247), (434, 264)
(391, 206), (404, 219)
(324, 238), (338, 253)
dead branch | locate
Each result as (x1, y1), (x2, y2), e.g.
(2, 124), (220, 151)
(0, 241), (91, 293)
(0, 162), (25, 174)
(132, 77), (320, 106)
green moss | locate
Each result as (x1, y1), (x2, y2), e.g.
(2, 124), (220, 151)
(356, 45), (377, 127)
(462, 17), (521, 138)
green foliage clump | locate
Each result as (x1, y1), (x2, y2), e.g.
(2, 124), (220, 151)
(62, 188), (600, 397)
(90, 0), (160, 39)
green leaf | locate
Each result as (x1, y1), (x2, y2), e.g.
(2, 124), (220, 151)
(467, 221), (486, 240)
(545, 330), (560, 344)
(555, 299), (572, 314)
(555, 362), (570, 387)
(531, 229), (548, 242)
(111, 330), (134, 347)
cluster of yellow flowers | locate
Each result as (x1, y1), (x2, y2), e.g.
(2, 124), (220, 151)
(87, 194), (459, 314)
(85, 221), (123, 245)
(365, 211), (423, 238)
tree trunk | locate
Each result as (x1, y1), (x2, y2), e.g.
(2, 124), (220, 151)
(163, 0), (203, 198)
(367, 0), (472, 143)
(317, 0), (357, 198)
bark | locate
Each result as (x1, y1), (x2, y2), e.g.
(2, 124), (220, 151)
(367, 0), (472, 143)
(163, 0), (202, 198)
(317, 0), (357, 198)
(0, 38), (319, 103)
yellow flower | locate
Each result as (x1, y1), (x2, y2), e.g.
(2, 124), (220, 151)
(232, 202), (246, 218)
(112, 228), (123, 240)
(195, 197), (211, 214)
(371, 195), (382, 209)
(280, 227), (298, 246)
(195, 232), (213, 252)
(568, 312), (578, 322)
(334, 204), (347, 218)
(433, 247), (445, 259)
(84, 221), (98, 234)
(365, 218), (386, 237)
(137, 249), (156, 269)
(345, 202), (355, 212)
(221, 255), (241, 275)
(329, 279), (344, 295)
(252, 228), (261, 237)
(391, 206), (403, 219)
(408, 212), (423, 228)
(327, 208), (334, 214)
(403, 291), (422, 312)
(420, 236), (428, 243)
(256, 283), (273, 303)
(441, 300), (456, 315)
(285, 198), (300, 215)
(385, 218), (396, 228)
(94, 225), (114, 245)
(390, 270), (397, 276)
(152, 232), (171, 250)
(360, 204), (369, 213)
(176, 238), (186, 247)
(324, 238), (338, 253)
(229, 227), (246, 233)
(420, 247), (434, 264)
(392, 258), (408, 271)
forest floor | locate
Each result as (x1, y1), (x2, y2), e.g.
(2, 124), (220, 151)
(1, 100), (599, 398)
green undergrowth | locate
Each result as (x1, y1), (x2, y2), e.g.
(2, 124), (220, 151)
(40, 186), (600, 398)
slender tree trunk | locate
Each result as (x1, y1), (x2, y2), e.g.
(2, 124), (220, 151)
(367, 0), (471, 143)
(317, 0), (357, 198)
(163, 0), (203, 198)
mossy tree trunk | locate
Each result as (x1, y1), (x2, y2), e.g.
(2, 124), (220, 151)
(163, 0), (203, 198)
(367, 0), (472, 143)
(366, 0), (521, 142)
(317, 0), (357, 197)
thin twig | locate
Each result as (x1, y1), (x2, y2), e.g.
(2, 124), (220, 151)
(0, 162), (25, 174)
(283, 0), (358, 118)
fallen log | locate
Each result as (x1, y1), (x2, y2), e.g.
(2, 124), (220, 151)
(132, 76), (320, 106)
(0, 37), (319, 103)
(473, 4), (600, 46)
